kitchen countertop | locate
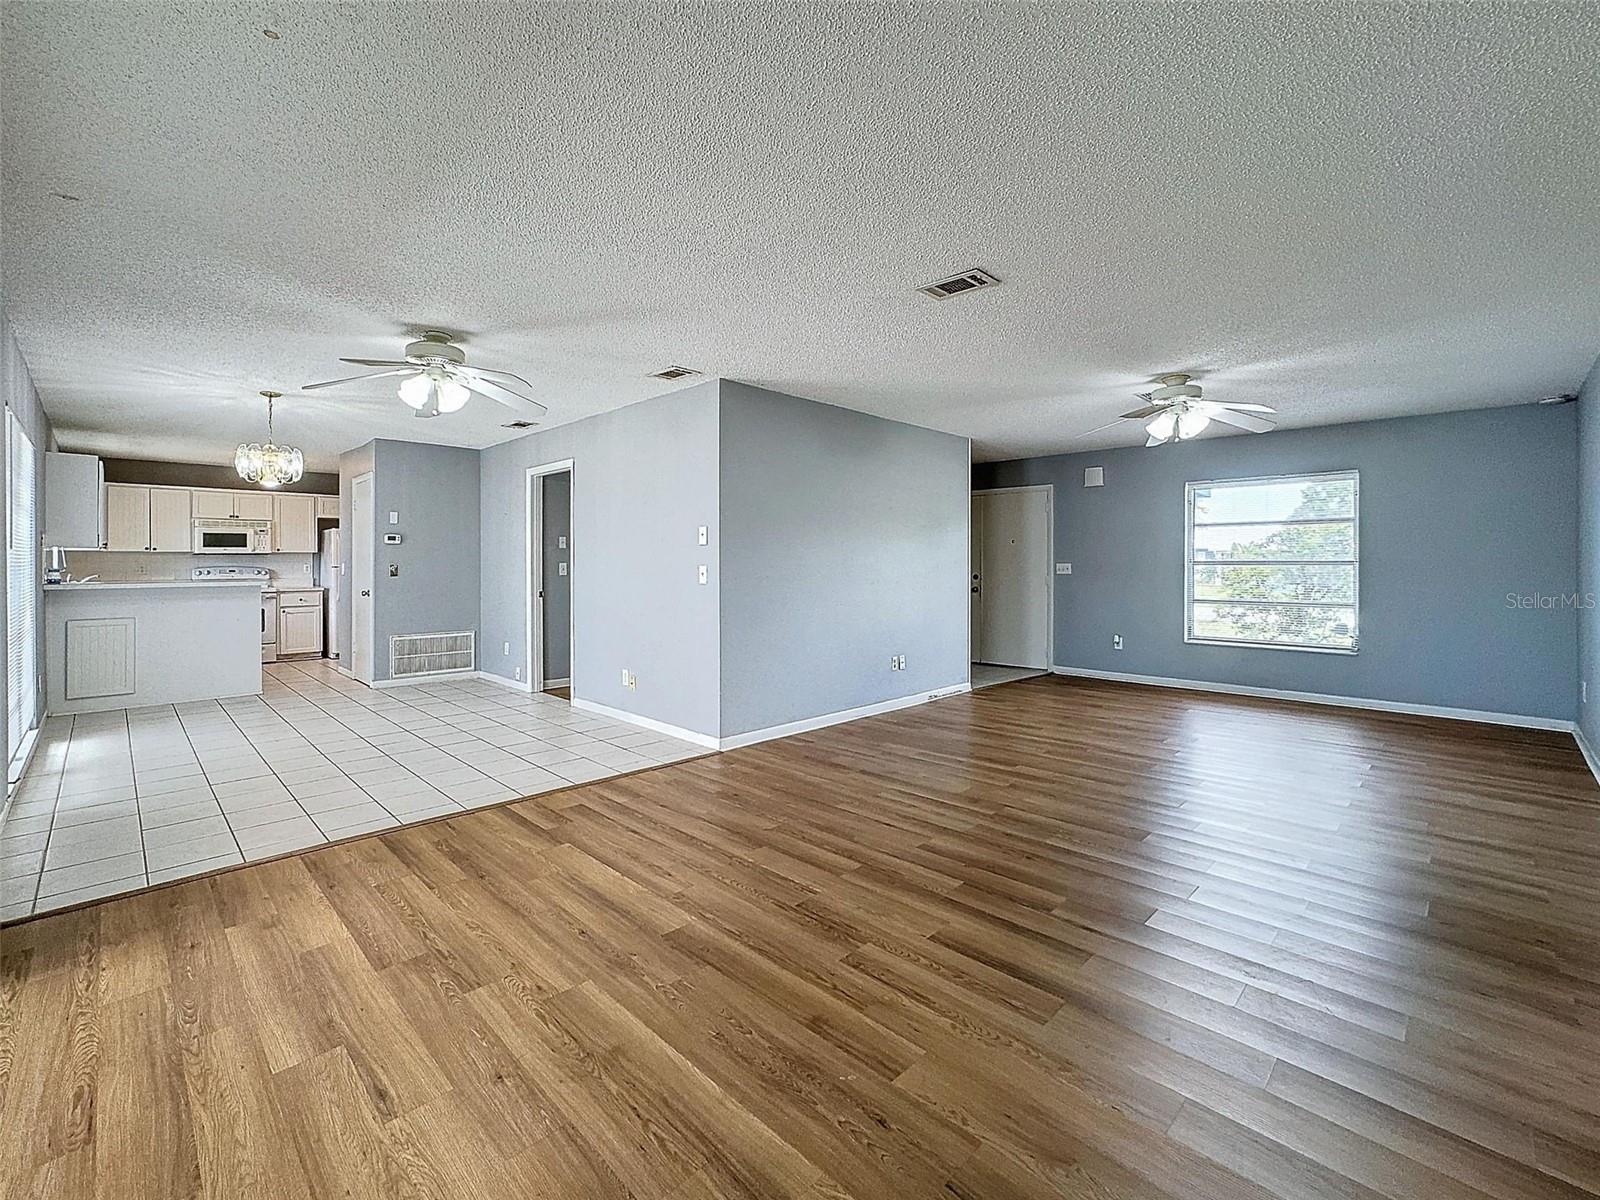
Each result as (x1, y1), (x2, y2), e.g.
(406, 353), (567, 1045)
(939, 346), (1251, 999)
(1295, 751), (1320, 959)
(46, 580), (264, 592)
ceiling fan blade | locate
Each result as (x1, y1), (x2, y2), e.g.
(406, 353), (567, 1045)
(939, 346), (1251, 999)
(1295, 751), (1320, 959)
(302, 367), (418, 391)
(1068, 418), (1126, 441)
(1119, 404), (1168, 420)
(457, 364), (537, 391)
(1209, 408), (1276, 433)
(339, 357), (414, 368)
(461, 373), (548, 419)
(1214, 402), (1276, 413)
(1145, 432), (1170, 447)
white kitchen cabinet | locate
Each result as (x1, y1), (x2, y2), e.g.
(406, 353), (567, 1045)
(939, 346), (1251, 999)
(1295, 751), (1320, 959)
(148, 487), (192, 552)
(276, 589), (324, 656)
(190, 489), (235, 519)
(104, 484), (152, 551)
(43, 451), (105, 549)
(315, 495), (339, 519)
(273, 493), (317, 553)
(233, 491), (274, 520)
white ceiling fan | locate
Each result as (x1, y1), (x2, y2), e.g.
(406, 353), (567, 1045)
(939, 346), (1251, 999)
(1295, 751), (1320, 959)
(1076, 373), (1277, 446)
(302, 331), (548, 422)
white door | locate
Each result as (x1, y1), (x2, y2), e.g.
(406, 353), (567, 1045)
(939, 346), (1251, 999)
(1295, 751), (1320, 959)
(973, 489), (1050, 668)
(351, 474), (374, 683)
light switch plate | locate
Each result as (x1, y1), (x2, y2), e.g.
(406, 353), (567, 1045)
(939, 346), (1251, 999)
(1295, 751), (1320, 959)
(558, 562), (567, 576)
(1055, 562), (1072, 575)
(698, 525), (708, 546)
(697, 564), (708, 585)
(558, 535), (567, 549)
(388, 510), (399, 524)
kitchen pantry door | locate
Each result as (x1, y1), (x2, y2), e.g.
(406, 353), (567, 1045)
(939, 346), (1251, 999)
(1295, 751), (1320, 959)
(351, 473), (375, 683)
(970, 487), (1051, 669)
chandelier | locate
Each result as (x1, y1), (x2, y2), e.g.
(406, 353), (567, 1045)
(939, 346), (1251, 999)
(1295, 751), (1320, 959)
(234, 390), (304, 487)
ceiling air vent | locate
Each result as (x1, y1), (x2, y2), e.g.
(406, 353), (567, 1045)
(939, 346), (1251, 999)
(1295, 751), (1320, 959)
(501, 420), (536, 429)
(649, 365), (702, 381)
(916, 268), (1000, 300)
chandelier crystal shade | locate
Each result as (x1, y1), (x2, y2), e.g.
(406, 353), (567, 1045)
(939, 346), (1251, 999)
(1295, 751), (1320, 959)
(235, 390), (304, 487)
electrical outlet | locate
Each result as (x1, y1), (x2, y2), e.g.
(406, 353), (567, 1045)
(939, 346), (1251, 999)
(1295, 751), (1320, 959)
(697, 564), (708, 585)
(502, 642), (510, 656)
(621, 668), (631, 687)
(698, 525), (708, 546)
(514, 667), (521, 681)
(1113, 634), (1123, 651)
(628, 672), (637, 691)
(558, 562), (567, 576)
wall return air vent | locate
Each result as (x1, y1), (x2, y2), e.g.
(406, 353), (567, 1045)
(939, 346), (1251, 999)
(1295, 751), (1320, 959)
(915, 268), (1001, 300)
(390, 631), (476, 679)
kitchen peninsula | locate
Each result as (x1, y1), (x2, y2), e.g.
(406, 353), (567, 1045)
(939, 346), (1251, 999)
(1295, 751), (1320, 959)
(43, 580), (262, 714)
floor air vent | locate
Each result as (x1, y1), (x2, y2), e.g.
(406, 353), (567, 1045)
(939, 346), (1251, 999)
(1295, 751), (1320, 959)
(915, 268), (1001, 300)
(389, 631), (476, 679)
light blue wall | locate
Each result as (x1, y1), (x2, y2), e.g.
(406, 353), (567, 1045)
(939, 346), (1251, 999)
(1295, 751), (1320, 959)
(976, 404), (1578, 723)
(479, 380), (721, 737)
(718, 381), (970, 737)
(1578, 355), (1600, 749)
(540, 471), (571, 683)
(369, 440), (481, 683)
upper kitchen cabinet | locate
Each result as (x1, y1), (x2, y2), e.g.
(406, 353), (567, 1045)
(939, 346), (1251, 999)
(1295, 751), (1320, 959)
(190, 490), (235, 519)
(42, 451), (105, 549)
(192, 489), (274, 520)
(233, 491), (274, 520)
(316, 495), (340, 520)
(148, 486), (192, 552)
(273, 493), (317, 553)
(104, 484), (152, 551)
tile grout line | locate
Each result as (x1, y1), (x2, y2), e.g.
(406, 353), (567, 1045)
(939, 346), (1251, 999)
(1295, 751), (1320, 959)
(27, 713), (73, 914)
(159, 700), (246, 877)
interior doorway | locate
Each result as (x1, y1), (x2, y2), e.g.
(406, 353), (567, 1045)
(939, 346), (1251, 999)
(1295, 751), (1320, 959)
(970, 485), (1052, 677)
(350, 472), (374, 684)
(525, 460), (575, 699)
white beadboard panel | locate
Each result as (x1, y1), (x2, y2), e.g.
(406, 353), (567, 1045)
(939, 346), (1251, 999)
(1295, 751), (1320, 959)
(64, 617), (136, 700)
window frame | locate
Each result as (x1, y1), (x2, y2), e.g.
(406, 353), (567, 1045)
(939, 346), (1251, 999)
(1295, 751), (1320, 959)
(1183, 469), (1360, 656)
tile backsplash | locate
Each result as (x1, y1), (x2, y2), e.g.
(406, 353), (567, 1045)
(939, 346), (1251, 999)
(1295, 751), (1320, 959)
(64, 551), (316, 585)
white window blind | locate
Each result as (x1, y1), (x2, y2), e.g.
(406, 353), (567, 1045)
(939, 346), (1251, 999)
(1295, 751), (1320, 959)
(7, 409), (39, 758)
(1185, 471), (1359, 653)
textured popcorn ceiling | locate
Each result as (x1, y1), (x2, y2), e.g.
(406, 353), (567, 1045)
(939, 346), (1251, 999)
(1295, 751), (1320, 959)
(2, 2), (1597, 470)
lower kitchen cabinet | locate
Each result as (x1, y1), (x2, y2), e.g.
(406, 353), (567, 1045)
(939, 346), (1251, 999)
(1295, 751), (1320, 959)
(277, 589), (325, 656)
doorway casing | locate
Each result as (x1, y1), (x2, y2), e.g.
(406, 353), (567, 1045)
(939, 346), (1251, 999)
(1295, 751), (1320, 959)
(524, 459), (576, 695)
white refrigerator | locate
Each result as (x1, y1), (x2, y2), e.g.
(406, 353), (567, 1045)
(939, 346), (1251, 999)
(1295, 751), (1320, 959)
(318, 527), (341, 660)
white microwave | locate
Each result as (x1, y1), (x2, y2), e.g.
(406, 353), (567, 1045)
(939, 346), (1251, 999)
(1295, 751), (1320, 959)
(193, 519), (273, 554)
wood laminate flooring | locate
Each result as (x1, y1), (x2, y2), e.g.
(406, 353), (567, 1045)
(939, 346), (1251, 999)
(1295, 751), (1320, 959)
(3, 675), (1599, 1199)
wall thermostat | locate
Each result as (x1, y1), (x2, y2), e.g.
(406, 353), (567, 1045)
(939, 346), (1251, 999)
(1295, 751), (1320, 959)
(383, 533), (403, 545)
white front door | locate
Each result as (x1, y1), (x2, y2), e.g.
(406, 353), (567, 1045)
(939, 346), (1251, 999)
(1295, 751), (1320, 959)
(351, 474), (374, 684)
(974, 488), (1050, 668)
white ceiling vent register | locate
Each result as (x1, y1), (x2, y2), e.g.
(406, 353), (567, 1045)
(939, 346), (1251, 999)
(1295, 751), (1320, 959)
(915, 268), (1001, 300)
(389, 631), (476, 679)
(649, 365), (702, 381)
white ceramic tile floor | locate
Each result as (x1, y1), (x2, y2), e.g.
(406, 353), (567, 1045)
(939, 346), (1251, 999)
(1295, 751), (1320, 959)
(0, 661), (708, 922)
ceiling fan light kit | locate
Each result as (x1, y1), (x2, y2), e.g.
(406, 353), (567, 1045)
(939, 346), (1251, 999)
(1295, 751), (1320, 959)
(234, 389), (304, 487)
(302, 330), (548, 425)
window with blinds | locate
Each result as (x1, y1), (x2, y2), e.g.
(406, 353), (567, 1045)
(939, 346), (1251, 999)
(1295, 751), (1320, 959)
(1185, 471), (1359, 654)
(7, 409), (39, 761)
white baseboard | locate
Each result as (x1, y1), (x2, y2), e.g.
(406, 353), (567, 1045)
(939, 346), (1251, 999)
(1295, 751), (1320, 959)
(370, 669), (479, 690)
(1050, 666), (1576, 733)
(1575, 725), (1600, 787)
(473, 670), (534, 694)
(570, 699), (721, 749)
(717, 683), (972, 751)
(573, 684), (971, 752)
